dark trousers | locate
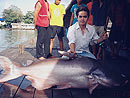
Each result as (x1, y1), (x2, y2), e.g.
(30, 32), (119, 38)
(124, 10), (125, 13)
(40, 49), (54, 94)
(36, 26), (50, 58)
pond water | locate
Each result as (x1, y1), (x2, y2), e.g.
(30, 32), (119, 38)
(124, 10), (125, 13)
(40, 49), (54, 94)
(0, 29), (37, 52)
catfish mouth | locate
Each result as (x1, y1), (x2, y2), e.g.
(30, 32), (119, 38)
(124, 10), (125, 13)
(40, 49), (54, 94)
(93, 73), (128, 88)
(97, 77), (120, 87)
(89, 65), (129, 88)
(90, 71), (120, 88)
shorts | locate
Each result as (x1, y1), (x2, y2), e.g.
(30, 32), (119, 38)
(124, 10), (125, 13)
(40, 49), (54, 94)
(94, 26), (105, 37)
(90, 26), (105, 46)
(49, 26), (64, 39)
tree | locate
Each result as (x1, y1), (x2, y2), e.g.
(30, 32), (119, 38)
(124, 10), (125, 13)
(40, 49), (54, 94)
(23, 11), (34, 24)
(2, 5), (23, 26)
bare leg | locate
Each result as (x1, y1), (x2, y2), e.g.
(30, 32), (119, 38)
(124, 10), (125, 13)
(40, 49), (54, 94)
(110, 41), (114, 56)
(58, 37), (63, 51)
(97, 47), (102, 60)
(50, 39), (54, 54)
(116, 42), (121, 56)
(92, 45), (96, 56)
(102, 48), (105, 64)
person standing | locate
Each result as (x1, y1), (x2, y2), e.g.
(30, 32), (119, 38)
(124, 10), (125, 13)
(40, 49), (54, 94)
(67, 6), (107, 59)
(91, 0), (109, 60)
(86, 0), (96, 56)
(34, 0), (51, 60)
(125, 0), (130, 50)
(109, 0), (127, 57)
(69, 0), (87, 26)
(49, 0), (65, 55)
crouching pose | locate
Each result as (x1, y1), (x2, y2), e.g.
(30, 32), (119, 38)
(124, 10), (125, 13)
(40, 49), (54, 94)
(67, 6), (107, 59)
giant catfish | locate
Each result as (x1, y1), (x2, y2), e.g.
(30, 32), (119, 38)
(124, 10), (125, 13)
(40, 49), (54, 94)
(0, 52), (127, 94)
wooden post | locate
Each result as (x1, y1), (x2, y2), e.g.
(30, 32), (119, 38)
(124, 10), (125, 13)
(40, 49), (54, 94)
(19, 44), (24, 54)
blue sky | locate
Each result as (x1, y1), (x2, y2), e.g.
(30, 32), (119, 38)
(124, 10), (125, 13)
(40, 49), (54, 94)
(0, 0), (71, 17)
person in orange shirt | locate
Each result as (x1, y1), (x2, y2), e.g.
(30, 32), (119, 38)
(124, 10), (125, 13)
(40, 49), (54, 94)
(86, 0), (92, 25)
(86, 0), (96, 56)
(91, 0), (109, 60)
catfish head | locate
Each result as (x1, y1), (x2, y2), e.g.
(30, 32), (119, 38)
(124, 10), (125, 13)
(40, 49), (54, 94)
(89, 64), (128, 89)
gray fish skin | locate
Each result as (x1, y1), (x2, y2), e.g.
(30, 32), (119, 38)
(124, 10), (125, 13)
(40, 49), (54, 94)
(0, 56), (127, 94)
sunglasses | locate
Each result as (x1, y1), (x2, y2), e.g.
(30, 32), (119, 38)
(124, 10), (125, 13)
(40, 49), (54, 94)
(78, 16), (88, 18)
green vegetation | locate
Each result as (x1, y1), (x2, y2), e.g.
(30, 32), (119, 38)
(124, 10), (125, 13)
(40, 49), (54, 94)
(2, 5), (23, 26)
(23, 11), (34, 24)
(0, 25), (5, 29)
(2, 5), (34, 27)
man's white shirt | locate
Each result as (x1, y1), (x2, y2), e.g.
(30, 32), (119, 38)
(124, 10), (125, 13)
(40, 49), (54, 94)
(67, 22), (99, 53)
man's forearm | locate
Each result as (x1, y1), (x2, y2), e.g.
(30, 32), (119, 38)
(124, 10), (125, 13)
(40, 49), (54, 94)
(70, 43), (75, 53)
(97, 33), (107, 43)
(34, 12), (38, 25)
(97, 37), (104, 43)
(69, 13), (74, 26)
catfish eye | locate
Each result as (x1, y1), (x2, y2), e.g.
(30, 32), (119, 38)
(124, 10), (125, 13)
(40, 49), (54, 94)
(0, 64), (4, 74)
(0, 68), (4, 74)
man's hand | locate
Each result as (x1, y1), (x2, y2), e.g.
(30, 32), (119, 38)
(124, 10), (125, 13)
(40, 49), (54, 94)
(101, 32), (108, 40)
(97, 32), (108, 44)
(70, 49), (75, 54)
(69, 43), (76, 54)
